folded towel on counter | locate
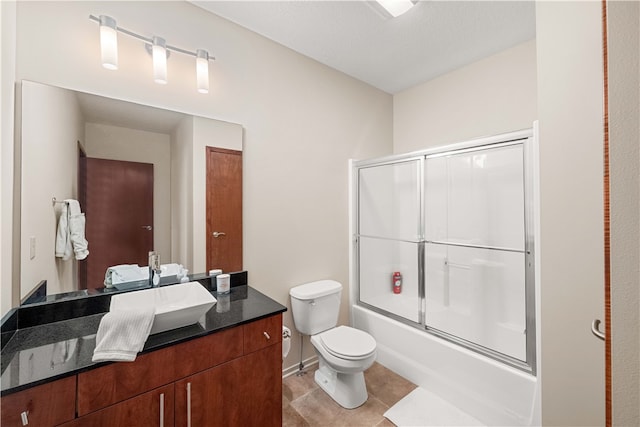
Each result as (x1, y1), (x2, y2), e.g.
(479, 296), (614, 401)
(92, 308), (155, 362)
(104, 264), (148, 288)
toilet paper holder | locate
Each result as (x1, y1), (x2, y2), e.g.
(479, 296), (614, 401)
(282, 326), (292, 361)
(283, 327), (291, 339)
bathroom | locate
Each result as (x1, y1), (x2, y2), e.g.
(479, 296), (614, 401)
(1, 1), (638, 426)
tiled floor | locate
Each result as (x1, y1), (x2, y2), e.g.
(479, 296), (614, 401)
(282, 362), (417, 427)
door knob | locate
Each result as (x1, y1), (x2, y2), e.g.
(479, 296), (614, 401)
(142, 225), (153, 231)
(212, 231), (226, 238)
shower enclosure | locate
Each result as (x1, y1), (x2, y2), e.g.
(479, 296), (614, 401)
(353, 130), (536, 373)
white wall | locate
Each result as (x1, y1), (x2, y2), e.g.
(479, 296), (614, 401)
(84, 123), (172, 264)
(608, 1), (640, 425)
(1, 0), (17, 315)
(393, 39), (537, 153)
(171, 116), (194, 271)
(6, 1), (393, 370)
(536, 2), (605, 425)
(20, 81), (83, 297)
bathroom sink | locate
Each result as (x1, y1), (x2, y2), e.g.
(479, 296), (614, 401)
(110, 281), (217, 335)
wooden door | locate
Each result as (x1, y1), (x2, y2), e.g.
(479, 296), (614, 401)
(82, 158), (154, 290)
(206, 148), (242, 272)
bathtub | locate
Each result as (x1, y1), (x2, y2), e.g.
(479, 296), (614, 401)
(352, 304), (540, 426)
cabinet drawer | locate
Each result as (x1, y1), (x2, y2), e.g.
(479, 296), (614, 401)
(61, 383), (174, 427)
(77, 345), (176, 416)
(243, 314), (282, 354)
(1, 376), (76, 427)
(173, 327), (243, 379)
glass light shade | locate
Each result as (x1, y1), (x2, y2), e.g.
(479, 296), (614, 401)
(376, 0), (414, 17)
(152, 36), (167, 84)
(99, 15), (118, 70)
(196, 49), (209, 94)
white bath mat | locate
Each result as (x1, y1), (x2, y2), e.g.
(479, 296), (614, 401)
(383, 387), (485, 426)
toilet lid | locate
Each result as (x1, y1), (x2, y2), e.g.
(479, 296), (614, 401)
(319, 326), (376, 360)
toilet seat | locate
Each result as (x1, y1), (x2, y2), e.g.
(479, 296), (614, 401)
(317, 326), (376, 361)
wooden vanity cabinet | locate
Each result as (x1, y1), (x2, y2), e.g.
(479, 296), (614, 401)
(1, 376), (76, 427)
(174, 316), (283, 427)
(68, 313), (282, 427)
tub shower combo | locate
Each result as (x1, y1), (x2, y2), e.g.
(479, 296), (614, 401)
(351, 128), (539, 425)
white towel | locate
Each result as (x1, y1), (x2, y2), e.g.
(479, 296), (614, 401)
(55, 199), (89, 261)
(92, 308), (155, 362)
(66, 199), (89, 260)
(55, 202), (71, 260)
(104, 264), (147, 288)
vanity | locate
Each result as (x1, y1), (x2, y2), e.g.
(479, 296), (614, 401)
(1, 276), (286, 427)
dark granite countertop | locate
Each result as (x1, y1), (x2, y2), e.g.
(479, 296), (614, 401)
(1, 285), (286, 396)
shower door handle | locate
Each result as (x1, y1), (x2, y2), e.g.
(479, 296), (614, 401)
(591, 319), (605, 341)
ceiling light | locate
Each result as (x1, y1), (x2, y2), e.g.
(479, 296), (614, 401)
(376, 0), (415, 18)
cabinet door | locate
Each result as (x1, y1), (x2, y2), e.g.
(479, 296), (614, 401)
(175, 343), (282, 427)
(175, 358), (245, 427)
(1, 376), (76, 427)
(60, 384), (174, 427)
(241, 343), (282, 427)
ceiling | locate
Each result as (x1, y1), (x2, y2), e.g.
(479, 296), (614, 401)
(192, 0), (536, 94)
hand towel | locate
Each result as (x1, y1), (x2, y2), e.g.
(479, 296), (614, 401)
(54, 199), (89, 261)
(66, 199), (89, 260)
(55, 202), (71, 260)
(92, 308), (155, 362)
(104, 264), (147, 287)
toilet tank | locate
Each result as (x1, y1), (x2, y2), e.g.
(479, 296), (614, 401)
(289, 280), (342, 335)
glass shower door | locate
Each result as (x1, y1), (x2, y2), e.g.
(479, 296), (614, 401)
(357, 158), (422, 323)
(424, 143), (527, 361)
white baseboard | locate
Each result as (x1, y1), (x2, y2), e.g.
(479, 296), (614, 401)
(282, 355), (318, 378)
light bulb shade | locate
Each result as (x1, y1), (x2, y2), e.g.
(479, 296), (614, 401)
(152, 36), (167, 84)
(376, 0), (414, 17)
(99, 15), (118, 70)
(196, 49), (209, 94)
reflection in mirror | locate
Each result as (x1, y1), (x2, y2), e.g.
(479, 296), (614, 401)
(19, 81), (243, 304)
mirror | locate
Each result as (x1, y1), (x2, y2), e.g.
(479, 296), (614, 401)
(18, 80), (243, 303)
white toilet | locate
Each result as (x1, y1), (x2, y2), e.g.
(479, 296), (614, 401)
(290, 280), (377, 409)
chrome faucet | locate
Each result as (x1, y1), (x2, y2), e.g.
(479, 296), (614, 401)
(148, 251), (161, 287)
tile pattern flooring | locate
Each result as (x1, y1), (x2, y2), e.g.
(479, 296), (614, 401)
(283, 362), (417, 427)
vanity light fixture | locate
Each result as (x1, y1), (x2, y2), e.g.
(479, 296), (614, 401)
(99, 15), (118, 70)
(196, 49), (210, 94)
(152, 36), (168, 84)
(375, 0), (415, 17)
(90, 14), (215, 93)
